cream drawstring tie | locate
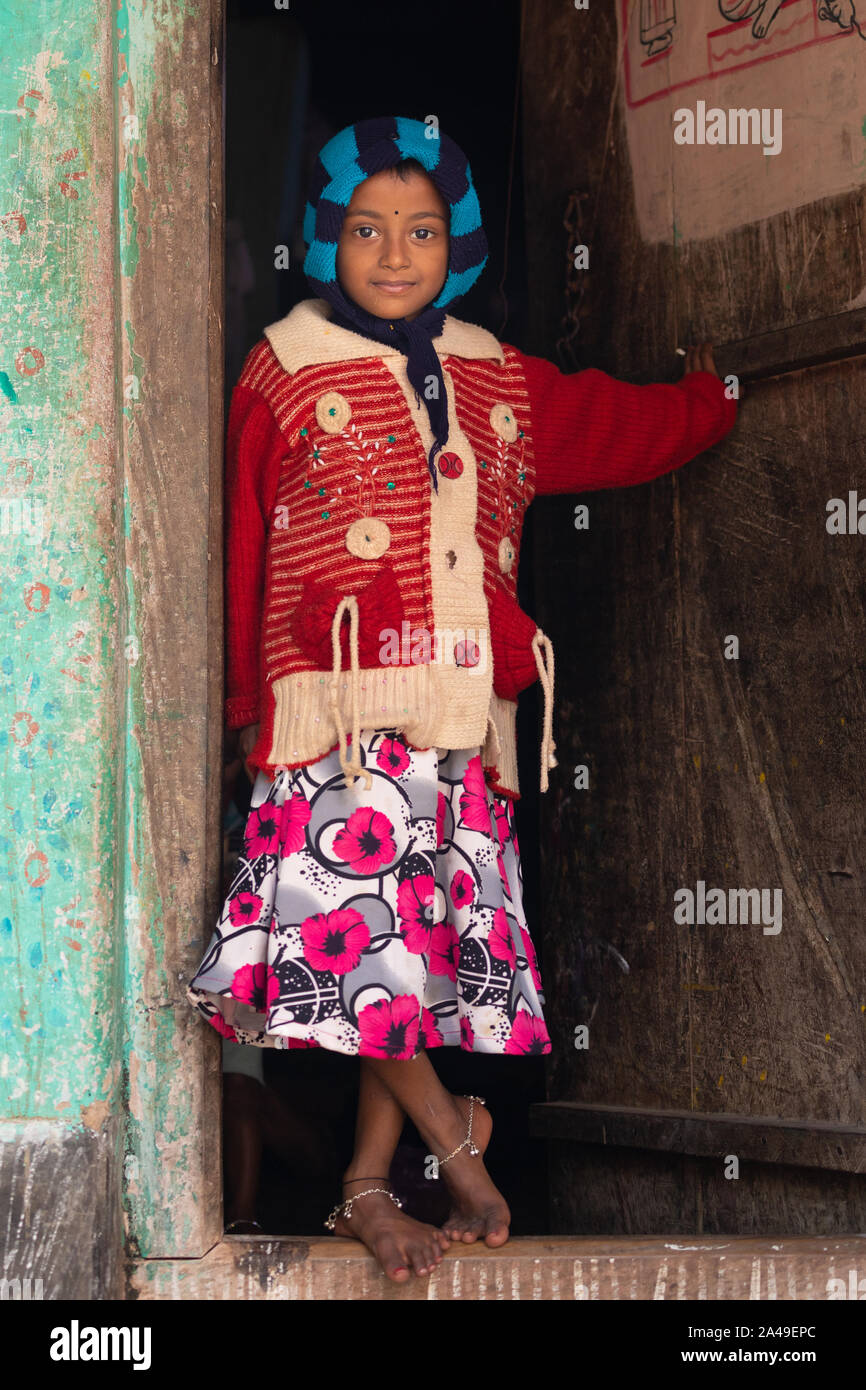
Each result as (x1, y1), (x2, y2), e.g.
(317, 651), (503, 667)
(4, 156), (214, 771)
(532, 628), (558, 794)
(328, 596), (373, 791)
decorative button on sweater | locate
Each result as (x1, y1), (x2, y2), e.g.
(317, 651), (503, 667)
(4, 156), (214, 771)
(345, 516), (391, 559)
(224, 298), (738, 799)
(490, 403), (519, 442)
(316, 391), (351, 433)
(438, 451), (464, 478)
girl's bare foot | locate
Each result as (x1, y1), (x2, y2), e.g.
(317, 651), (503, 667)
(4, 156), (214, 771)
(354, 1056), (510, 1253)
(432, 1095), (511, 1247)
(331, 1177), (451, 1283)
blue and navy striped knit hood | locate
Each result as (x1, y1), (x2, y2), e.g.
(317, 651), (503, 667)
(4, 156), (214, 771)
(302, 115), (489, 491)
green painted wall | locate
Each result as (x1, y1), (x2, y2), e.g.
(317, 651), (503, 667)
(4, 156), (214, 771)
(0, 0), (122, 1126)
(0, 0), (212, 1275)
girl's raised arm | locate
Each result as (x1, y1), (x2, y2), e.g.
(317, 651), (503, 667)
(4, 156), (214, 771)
(513, 346), (738, 497)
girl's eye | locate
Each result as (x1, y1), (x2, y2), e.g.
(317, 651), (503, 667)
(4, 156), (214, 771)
(351, 225), (437, 240)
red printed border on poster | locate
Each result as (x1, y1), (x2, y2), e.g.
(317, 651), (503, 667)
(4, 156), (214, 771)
(623, 0), (854, 110)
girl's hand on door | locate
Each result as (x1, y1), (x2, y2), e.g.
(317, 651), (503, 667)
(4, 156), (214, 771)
(682, 341), (718, 377)
(682, 340), (745, 403)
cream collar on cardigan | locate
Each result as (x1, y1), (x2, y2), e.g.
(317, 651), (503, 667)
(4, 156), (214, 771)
(264, 296), (506, 375)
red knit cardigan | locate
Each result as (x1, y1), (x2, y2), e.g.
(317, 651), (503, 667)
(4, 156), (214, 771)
(224, 302), (737, 798)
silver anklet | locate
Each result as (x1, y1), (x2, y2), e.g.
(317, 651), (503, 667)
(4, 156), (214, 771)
(438, 1094), (487, 1165)
(324, 1185), (403, 1231)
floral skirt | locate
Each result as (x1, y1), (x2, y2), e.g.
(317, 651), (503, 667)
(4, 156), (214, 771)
(186, 730), (551, 1059)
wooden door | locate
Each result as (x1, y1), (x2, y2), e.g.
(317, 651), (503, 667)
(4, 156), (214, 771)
(522, 0), (866, 1234)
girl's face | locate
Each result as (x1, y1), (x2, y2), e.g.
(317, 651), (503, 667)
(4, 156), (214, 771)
(335, 168), (449, 321)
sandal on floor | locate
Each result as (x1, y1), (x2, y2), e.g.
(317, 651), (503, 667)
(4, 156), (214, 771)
(224, 1218), (264, 1234)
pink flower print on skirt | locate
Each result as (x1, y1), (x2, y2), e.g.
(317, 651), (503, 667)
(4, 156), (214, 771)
(185, 729), (551, 1058)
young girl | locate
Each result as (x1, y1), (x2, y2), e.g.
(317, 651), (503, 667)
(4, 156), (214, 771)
(186, 115), (738, 1283)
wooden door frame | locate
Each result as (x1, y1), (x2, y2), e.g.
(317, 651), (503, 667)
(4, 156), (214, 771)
(121, 0), (226, 1259)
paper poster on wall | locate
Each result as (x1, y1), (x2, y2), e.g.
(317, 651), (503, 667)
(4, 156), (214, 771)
(618, 0), (865, 243)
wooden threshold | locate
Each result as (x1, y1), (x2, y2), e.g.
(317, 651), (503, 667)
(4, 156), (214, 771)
(129, 1234), (866, 1300)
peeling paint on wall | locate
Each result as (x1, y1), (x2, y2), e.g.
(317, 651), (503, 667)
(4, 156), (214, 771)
(1, 0), (198, 1184)
(0, 0), (224, 1280)
(0, 4), (122, 1125)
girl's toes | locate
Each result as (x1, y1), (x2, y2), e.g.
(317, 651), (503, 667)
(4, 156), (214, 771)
(450, 1212), (478, 1245)
(409, 1243), (431, 1276)
(483, 1217), (510, 1248)
(375, 1236), (412, 1282)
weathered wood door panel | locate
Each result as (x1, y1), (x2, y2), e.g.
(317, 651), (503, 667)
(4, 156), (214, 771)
(522, 0), (866, 1232)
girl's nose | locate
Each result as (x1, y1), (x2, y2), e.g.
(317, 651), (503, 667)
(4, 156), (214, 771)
(380, 239), (409, 269)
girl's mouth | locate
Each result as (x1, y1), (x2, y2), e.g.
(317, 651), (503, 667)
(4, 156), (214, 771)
(372, 282), (416, 295)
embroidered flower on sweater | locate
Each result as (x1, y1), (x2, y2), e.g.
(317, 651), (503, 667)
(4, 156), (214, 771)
(487, 425), (528, 539)
(298, 416), (398, 522)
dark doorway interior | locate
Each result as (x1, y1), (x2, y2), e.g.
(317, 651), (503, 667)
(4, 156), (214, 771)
(222, 0), (549, 1238)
